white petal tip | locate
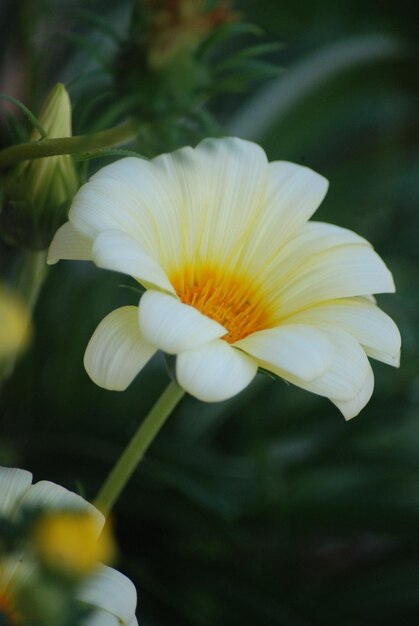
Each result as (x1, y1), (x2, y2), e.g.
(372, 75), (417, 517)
(333, 367), (375, 420)
(84, 307), (156, 391)
(176, 341), (257, 402)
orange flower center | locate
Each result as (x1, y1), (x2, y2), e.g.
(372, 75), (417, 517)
(171, 266), (271, 343)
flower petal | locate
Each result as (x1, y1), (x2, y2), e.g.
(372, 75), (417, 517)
(92, 230), (175, 293)
(154, 137), (269, 270)
(176, 340), (257, 402)
(236, 324), (333, 381)
(47, 221), (92, 265)
(69, 158), (180, 267)
(331, 363), (374, 420)
(77, 565), (137, 624)
(257, 220), (369, 282)
(239, 165), (329, 272)
(265, 160), (329, 232)
(285, 298), (401, 367)
(14, 480), (104, 532)
(84, 307), (156, 391)
(139, 290), (227, 354)
(267, 328), (371, 405)
(84, 610), (120, 626)
(275, 244), (395, 316)
(0, 467), (32, 517)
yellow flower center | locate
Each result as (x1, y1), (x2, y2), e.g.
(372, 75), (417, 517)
(34, 512), (115, 576)
(171, 266), (271, 343)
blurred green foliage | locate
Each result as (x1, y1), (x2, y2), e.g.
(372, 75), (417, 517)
(0, 0), (418, 625)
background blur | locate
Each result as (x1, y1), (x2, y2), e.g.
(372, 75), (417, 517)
(1, 1), (418, 624)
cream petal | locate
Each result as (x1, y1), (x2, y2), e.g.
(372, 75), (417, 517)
(265, 161), (329, 233)
(84, 306), (156, 391)
(257, 220), (369, 283)
(47, 221), (93, 265)
(84, 610), (120, 626)
(332, 364), (374, 420)
(139, 290), (227, 354)
(268, 329), (371, 403)
(274, 244), (395, 316)
(154, 137), (269, 270)
(14, 481), (104, 535)
(236, 324), (333, 381)
(77, 565), (137, 624)
(284, 298), (401, 367)
(92, 230), (175, 293)
(364, 346), (399, 367)
(176, 340), (257, 402)
(239, 166), (329, 272)
(0, 467), (32, 517)
(70, 158), (180, 267)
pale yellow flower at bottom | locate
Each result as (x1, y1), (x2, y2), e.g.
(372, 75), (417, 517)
(34, 511), (115, 576)
(0, 467), (138, 626)
(48, 137), (401, 419)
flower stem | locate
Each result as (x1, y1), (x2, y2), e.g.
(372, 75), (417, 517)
(0, 119), (138, 170)
(94, 381), (185, 515)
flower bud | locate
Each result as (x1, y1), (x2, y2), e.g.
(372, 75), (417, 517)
(1, 84), (79, 250)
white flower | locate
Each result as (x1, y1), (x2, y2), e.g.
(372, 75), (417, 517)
(48, 137), (400, 419)
(0, 467), (138, 626)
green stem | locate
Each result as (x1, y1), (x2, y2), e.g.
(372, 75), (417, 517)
(0, 119), (138, 169)
(94, 381), (185, 515)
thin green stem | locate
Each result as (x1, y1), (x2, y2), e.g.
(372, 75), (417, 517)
(0, 119), (138, 169)
(94, 382), (185, 515)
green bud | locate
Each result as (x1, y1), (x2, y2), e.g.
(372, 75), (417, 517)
(1, 84), (79, 250)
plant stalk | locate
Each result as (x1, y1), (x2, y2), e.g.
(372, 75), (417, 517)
(0, 119), (138, 169)
(94, 381), (185, 515)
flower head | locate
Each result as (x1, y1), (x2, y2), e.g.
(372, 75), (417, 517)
(48, 137), (400, 419)
(0, 467), (138, 625)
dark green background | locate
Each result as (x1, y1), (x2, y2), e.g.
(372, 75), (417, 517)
(1, 1), (418, 624)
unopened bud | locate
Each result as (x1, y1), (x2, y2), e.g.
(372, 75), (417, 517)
(1, 84), (79, 249)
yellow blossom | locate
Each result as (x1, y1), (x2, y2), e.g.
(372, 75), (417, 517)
(34, 511), (115, 576)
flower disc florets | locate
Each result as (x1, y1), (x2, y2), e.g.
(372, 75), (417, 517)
(48, 137), (400, 419)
